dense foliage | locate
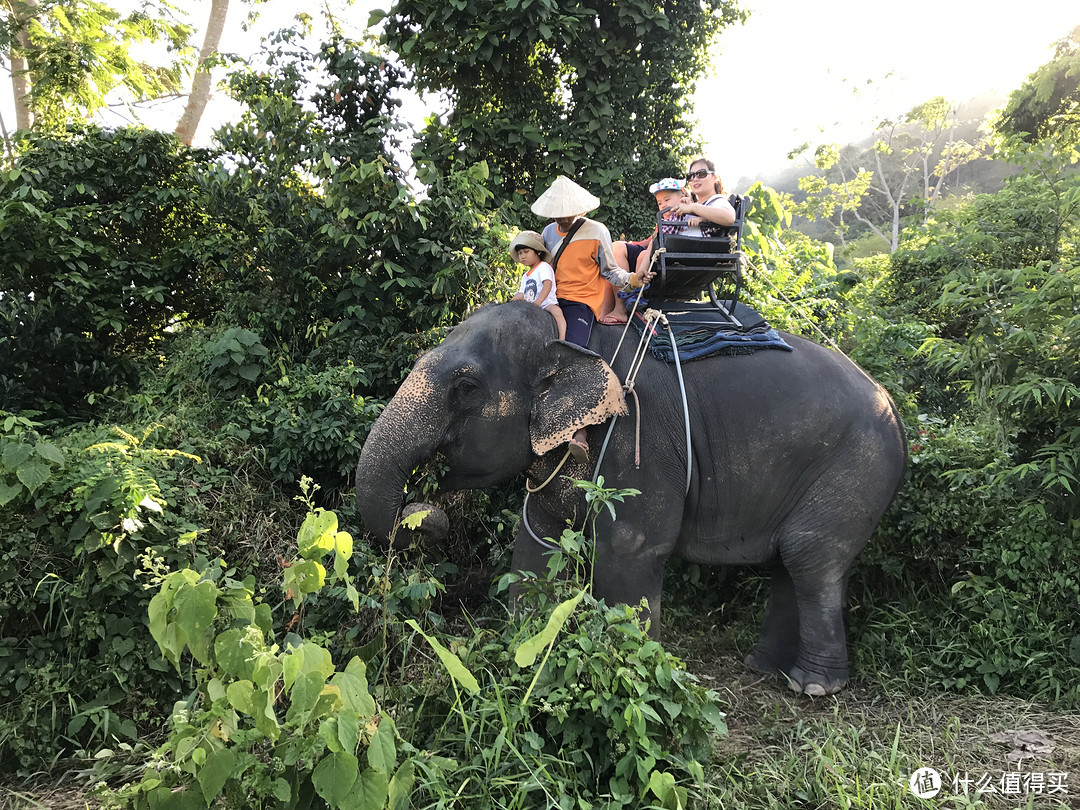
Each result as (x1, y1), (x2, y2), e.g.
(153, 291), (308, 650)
(2, 9), (1080, 809)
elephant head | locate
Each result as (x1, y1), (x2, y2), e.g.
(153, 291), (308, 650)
(356, 302), (626, 546)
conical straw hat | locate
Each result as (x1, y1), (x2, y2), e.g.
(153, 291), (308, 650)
(530, 175), (601, 218)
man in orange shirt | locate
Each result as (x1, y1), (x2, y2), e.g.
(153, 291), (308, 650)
(533, 175), (652, 347)
(532, 176), (652, 460)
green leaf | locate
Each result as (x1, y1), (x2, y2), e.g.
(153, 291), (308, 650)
(226, 680), (255, 716)
(387, 760), (415, 810)
(515, 588), (586, 667)
(0, 481), (22, 507)
(34, 441), (65, 466)
(700, 702), (727, 735)
(337, 708), (359, 754)
(400, 509), (429, 530)
(404, 620), (480, 695)
(341, 768), (389, 810)
(16, 459), (51, 494)
(2, 443), (32, 470)
(332, 657), (377, 717)
(298, 510), (339, 557)
(214, 628), (258, 680)
(286, 671), (326, 728)
(312, 751), (359, 807)
(198, 747), (236, 803)
(174, 581), (219, 665)
(148, 592), (179, 669)
(284, 559), (326, 602)
(367, 715), (396, 774)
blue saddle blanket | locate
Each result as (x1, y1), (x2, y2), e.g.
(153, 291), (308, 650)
(628, 302), (793, 363)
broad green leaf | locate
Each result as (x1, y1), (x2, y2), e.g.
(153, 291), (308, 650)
(271, 778), (292, 802)
(312, 751), (359, 807)
(34, 441), (65, 466)
(312, 684), (344, 723)
(404, 620), (479, 695)
(197, 748), (236, 803)
(400, 509), (429, 530)
(284, 559), (326, 603)
(16, 459), (51, 494)
(214, 628), (257, 680)
(648, 769), (677, 801)
(337, 708), (359, 754)
(334, 530), (353, 558)
(251, 688), (280, 739)
(148, 592), (179, 668)
(2, 443), (32, 470)
(298, 510), (339, 558)
(332, 657), (376, 717)
(700, 703), (727, 735)
(174, 581), (219, 665)
(514, 588), (586, 667)
(286, 671), (326, 727)
(206, 678), (226, 703)
(320, 718), (344, 753)
(387, 760), (416, 810)
(226, 680), (255, 716)
(0, 481), (21, 507)
(341, 768), (389, 810)
(283, 642), (335, 692)
(367, 715), (396, 774)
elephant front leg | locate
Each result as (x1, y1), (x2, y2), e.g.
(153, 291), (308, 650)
(592, 524), (667, 639)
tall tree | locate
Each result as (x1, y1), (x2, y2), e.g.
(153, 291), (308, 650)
(378, 0), (744, 235)
(0, 0), (190, 147)
(995, 26), (1080, 154)
(792, 97), (985, 252)
(174, 0), (229, 145)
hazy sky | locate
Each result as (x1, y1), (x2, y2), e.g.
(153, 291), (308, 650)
(698, 0), (1078, 187)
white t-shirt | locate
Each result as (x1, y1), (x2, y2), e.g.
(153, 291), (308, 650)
(517, 261), (559, 309)
(681, 194), (730, 237)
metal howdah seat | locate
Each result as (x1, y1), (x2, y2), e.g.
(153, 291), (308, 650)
(648, 193), (751, 318)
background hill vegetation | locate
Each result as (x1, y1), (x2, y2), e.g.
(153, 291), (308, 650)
(1, 3), (1079, 807)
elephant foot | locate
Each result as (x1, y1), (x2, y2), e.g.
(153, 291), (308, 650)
(745, 648), (796, 677)
(785, 663), (848, 697)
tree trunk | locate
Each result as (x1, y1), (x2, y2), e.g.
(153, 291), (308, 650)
(9, 0), (37, 131)
(174, 0), (229, 145)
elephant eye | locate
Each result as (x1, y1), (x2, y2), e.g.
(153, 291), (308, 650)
(451, 375), (483, 405)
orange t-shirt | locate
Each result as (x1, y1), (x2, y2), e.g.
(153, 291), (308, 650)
(544, 218), (631, 318)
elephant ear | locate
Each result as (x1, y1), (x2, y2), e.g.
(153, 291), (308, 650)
(530, 340), (628, 456)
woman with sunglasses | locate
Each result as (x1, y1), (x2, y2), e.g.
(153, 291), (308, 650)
(670, 158), (736, 237)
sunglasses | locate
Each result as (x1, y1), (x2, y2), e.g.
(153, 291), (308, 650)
(685, 168), (712, 182)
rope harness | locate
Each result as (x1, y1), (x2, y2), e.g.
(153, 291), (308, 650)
(523, 248), (694, 549)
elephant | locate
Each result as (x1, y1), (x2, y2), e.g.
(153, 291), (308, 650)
(356, 300), (907, 695)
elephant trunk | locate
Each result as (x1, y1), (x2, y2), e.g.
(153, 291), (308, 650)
(356, 364), (447, 547)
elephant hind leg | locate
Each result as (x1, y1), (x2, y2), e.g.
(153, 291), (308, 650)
(784, 573), (850, 696)
(745, 566), (800, 676)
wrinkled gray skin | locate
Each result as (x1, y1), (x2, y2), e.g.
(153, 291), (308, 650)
(356, 301), (906, 695)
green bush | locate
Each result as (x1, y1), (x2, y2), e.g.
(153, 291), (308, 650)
(96, 502), (412, 810)
(396, 485), (728, 809)
(0, 416), (224, 770)
(0, 127), (225, 420)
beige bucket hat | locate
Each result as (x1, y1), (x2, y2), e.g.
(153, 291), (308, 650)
(530, 175), (601, 218)
(509, 230), (548, 258)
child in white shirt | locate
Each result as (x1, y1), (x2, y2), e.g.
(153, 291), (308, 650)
(510, 231), (567, 339)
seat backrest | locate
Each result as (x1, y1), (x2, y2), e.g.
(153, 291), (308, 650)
(656, 193), (750, 255)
